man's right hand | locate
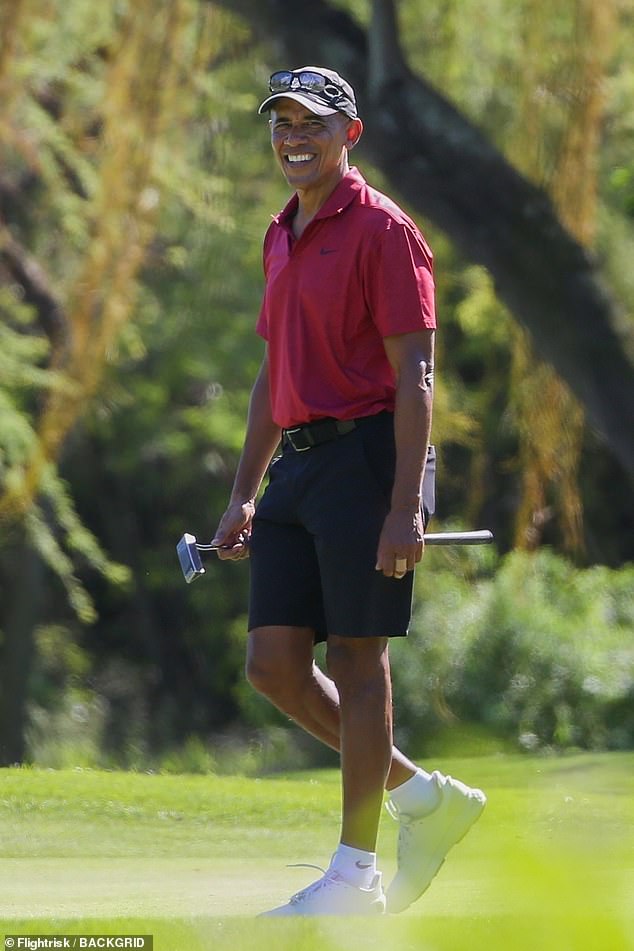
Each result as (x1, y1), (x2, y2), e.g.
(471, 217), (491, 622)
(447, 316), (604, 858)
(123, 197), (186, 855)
(210, 499), (256, 561)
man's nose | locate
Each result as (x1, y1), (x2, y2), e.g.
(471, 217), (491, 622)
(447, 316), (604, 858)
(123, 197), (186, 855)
(284, 126), (308, 144)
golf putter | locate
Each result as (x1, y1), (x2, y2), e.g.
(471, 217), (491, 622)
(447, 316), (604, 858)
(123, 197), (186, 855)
(424, 530), (493, 545)
(177, 532), (244, 583)
(177, 533), (207, 583)
(177, 529), (493, 583)
(177, 532), (236, 583)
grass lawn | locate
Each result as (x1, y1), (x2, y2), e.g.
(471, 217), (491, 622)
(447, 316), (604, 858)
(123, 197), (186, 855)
(0, 753), (632, 950)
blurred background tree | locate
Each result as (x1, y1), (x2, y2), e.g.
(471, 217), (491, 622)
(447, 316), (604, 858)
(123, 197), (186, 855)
(0, 0), (632, 768)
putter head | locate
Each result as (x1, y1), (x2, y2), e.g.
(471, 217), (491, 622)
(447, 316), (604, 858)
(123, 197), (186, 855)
(177, 532), (205, 583)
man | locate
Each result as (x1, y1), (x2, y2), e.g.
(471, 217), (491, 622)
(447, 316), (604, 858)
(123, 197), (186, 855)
(211, 66), (485, 917)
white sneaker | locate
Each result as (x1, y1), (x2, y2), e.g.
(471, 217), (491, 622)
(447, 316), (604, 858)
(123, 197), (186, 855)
(260, 868), (386, 917)
(386, 770), (486, 913)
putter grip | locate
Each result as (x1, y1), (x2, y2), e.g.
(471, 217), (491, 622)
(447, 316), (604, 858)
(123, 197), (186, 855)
(424, 530), (493, 546)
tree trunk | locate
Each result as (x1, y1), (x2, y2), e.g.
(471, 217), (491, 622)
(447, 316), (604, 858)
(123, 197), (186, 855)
(0, 539), (44, 765)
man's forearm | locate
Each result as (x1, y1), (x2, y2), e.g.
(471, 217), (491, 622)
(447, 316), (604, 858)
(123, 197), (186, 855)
(390, 360), (433, 514)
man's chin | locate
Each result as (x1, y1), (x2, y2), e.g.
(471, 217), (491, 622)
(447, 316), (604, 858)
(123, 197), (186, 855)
(283, 164), (316, 183)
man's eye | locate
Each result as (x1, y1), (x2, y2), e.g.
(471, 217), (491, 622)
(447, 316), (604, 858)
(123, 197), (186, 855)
(271, 120), (325, 135)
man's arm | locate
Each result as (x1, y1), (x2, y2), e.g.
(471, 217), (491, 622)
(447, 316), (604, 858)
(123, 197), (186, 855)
(375, 329), (435, 577)
(211, 348), (282, 560)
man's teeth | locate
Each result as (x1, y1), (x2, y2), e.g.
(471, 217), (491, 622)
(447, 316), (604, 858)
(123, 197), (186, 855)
(287, 154), (313, 163)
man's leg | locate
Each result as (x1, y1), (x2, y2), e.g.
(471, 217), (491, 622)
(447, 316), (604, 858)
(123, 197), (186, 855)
(248, 624), (486, 916)
(249, 624), (389, 917)
(325, 634), (392, 852)
(246, 625), (418, 790)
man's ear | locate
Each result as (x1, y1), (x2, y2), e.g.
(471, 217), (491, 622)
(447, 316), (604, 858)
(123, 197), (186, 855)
(346, 118), (364, 148)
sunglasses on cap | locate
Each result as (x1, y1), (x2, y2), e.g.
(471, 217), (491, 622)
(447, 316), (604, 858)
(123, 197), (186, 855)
(269, 69), (345, 100)
(259, 67), (358, 120)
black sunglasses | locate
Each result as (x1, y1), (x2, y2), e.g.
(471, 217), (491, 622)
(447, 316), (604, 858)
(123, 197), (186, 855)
(269, 69), (346, 102)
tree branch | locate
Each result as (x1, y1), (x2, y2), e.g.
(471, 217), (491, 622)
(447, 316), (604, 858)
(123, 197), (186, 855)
(0, 219), (69, 358)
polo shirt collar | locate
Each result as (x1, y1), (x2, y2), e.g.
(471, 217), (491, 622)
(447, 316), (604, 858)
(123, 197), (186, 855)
(273, 167), (366, 230)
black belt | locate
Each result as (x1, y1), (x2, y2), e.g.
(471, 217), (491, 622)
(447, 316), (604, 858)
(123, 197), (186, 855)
(283, 417), (357, 451)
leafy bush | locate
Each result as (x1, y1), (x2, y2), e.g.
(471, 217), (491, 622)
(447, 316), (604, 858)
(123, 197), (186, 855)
(391, 549), (634, 755)
(25, 548), (634, 768)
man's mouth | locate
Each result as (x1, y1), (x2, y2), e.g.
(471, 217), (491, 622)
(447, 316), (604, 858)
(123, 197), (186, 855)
(285, 153), (315, 165)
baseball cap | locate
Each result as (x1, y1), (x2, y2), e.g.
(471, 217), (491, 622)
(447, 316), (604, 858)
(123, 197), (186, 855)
(258, 66), (358, 120)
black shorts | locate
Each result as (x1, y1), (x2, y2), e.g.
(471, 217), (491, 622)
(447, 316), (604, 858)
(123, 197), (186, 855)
(248, 411), (435, 642)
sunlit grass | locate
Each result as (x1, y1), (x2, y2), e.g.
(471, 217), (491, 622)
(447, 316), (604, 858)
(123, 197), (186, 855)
(0, 753), (632, 950)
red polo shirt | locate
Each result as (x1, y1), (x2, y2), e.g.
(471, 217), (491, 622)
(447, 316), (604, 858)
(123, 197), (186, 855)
(257, 167), (436, 429)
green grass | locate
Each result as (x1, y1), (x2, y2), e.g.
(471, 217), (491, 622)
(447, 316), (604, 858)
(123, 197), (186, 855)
(1, 753), (633, 950)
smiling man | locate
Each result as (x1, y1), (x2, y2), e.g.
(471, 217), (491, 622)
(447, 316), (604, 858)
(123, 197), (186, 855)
(211, 66), (486, 916)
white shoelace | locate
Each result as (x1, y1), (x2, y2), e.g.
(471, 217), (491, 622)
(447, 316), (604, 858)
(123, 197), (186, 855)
(285, 866), (343, 905)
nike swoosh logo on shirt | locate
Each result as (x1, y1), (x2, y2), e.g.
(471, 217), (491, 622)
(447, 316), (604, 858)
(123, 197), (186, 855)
(320, 248), (338, 255)
(355, 861), (372, 869)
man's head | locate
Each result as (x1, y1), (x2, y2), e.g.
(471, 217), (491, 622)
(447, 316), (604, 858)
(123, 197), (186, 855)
(260, 67), (363, 195)
(258, 66), (358, 121)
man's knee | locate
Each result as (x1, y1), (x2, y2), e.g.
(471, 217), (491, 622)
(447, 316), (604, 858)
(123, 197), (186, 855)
(245, 626), (314, 708)
(244, 653), (276, 698)
(245, 650), (290, 700)
(245, 658), (309, 716)
(326, 635), (389, 693)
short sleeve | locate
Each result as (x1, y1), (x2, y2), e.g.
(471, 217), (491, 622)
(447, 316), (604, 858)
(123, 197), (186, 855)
(363, 219), (436, 336)
(256, 225), (276, 340)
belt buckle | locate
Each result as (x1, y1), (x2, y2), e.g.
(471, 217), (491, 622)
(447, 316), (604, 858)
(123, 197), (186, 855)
(285, 427), (312, 451)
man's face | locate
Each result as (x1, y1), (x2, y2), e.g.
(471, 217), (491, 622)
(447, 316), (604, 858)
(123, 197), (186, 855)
(269, 98), (354, 193)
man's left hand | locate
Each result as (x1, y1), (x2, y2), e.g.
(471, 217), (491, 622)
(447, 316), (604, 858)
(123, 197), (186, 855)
(375, 508), (425, 578)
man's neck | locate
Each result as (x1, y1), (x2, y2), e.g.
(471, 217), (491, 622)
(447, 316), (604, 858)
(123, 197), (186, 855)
(293, 166), (349, 239)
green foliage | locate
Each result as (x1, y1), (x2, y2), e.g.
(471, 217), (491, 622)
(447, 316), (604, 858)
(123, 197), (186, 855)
(24, 546), (634, 767)
(159, 735), (217, 775)
(25, 622), (107, 768)
(0, 286), (126, 626)
(0, 291), (49, 491)
(25, 482), (130, 625)
(391, 548), (634, 755)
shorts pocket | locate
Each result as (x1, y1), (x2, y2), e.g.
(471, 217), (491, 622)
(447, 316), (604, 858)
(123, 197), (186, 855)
(356, 421), (396, 502)
(357, 422), (436, 522)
